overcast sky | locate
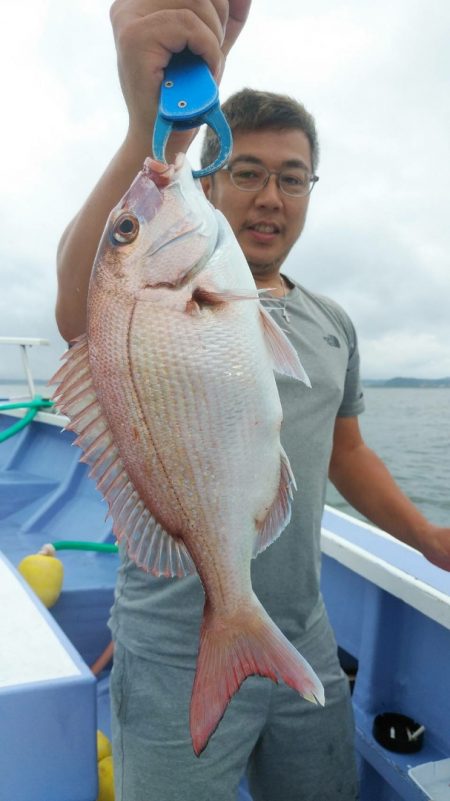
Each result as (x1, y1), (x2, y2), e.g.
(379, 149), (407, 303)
(1, 0), (449, 381)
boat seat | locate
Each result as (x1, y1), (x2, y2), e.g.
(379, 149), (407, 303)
(0, 469), (58, 519)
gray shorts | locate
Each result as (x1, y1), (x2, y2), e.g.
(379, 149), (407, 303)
(110, 616), (358, 801)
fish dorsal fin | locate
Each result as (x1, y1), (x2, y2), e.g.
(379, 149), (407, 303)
(259, 304), (311, 385)
(253, 446), (297, 557)
(51, 335), (196, 578)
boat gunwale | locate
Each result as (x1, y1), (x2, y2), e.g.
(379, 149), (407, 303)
(322, 509), (450, 630)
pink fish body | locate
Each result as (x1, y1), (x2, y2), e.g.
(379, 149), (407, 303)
(52, 156), (324, 755)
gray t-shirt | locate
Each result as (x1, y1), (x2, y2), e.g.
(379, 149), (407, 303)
(108, 279), (365, 664)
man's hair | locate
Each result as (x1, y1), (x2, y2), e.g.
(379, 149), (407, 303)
(200, 88), (319, 173)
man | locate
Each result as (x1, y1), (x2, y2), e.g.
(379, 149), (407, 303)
(56, 3), (450, 800)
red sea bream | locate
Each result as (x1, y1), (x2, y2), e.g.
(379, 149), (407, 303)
(51, 155), (325, 755)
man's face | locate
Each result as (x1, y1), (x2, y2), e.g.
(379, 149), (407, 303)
(202, 128), (313, 277)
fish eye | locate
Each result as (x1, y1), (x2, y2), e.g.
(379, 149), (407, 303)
(111, 213), (139, 244)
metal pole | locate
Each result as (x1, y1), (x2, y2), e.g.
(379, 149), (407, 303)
(19, 344), (36, 398)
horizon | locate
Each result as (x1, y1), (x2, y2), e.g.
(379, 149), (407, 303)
(2, 375), (450, 386)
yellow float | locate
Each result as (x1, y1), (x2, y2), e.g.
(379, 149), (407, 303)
(18, 546), (64, 608)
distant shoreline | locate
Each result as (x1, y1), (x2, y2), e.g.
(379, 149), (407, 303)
(2, 377), (450, 390)
(362, 377), (450, 388)
(0, 379), (49, 385)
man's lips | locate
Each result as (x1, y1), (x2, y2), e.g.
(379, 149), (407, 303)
(244, 222), (281, 243)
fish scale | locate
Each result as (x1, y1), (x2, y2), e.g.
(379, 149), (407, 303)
(52, 154), (324, 756)
(128, 302), (269, 532)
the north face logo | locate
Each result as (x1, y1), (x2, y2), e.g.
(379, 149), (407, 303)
(323, 334), (340, 348)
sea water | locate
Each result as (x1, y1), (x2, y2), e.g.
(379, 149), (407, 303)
(326, 387), (450, 527)
(2, 381), (449, 528)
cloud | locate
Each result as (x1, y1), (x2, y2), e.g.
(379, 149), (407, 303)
(0, 0), (449, 381)
(362, 332), (450, 379)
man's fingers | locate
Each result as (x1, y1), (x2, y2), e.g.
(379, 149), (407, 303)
(111, 0), (229, 51)
(111, 0), (249, 65)
(109, 0), (251, 141)
(223, 0), (251, 55)
(116, 9), (225, 82)
(112, 3), (231, 83)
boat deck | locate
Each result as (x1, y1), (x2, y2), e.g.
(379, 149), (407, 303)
(1, 409), (450, 800)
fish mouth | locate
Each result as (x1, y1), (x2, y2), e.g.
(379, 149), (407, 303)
(141, 157), (177, 188)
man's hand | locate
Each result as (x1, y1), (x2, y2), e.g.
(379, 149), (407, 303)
(56, 1), (251, 342)
(329, 416), (450, 572)
(417, 525), (450, 572)
(110, 0), (251, 154)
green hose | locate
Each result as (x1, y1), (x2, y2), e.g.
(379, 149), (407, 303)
(0, 395), (54, 443)
(1, 397), (118, 555)
(52, 541), (119, 553)
(0, 397), (118, 555)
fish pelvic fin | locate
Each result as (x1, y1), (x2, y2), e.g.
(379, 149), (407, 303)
(259, 304), (311, 385)
(50, 335), (196, 578)
(190, 599), (325, 756)
(253, 445), (297, 557)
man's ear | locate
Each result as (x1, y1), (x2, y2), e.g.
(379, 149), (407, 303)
(200, 175), (213, 200)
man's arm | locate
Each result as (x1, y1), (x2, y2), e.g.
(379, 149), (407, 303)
(329, 415), (450, 571)
(56, 0), (251, 342)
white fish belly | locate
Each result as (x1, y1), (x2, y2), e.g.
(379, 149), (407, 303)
(128, 297), (282, 544)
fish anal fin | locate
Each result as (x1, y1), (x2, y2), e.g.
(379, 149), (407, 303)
(124, 507), (196, 577)
(259, 304), (311, 385)
(190, 599), (325, 756)
(253, 446), (297, 557)
(50, 334), (196, 580)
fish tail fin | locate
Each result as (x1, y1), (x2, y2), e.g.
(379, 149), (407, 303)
(190, 599), (324, 756)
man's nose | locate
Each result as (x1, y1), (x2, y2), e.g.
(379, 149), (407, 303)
(254, 174), (283, 207)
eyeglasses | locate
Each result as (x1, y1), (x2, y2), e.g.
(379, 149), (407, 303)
(222, 161), (319, 197)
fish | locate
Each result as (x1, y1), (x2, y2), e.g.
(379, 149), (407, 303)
(51, 154), (325, 755)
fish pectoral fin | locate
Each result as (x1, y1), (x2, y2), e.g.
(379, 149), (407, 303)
(51, 335), (196, 580)
(253, 445), (297, 557)
(259, 304), (311, 385)
(190, 599), (325, 756)
(186, 286), (259, 313)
